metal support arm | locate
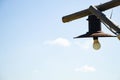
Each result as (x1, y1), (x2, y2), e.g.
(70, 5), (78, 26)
(89, 5), (120, 35)
(62, 0), (120, 23)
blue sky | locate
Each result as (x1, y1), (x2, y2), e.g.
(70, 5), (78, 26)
(0, 0), (120, 80)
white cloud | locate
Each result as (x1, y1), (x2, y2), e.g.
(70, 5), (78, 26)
(44, 38), (93, 49)
(44, 38), (71, 47)
(74, 65), (96, 72)
(74, 40), (92, 49)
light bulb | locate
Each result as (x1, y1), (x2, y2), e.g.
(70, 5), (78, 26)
(117, 35), (120, 40)
(93, 39), (101, 50)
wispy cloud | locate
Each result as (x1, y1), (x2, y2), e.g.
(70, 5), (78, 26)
(74, 65), (96, 72)
(44, 37), (71, 47)
(74, 40), (92, 49)
(44, 38), (92, 49)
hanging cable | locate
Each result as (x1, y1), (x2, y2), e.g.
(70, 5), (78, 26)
(101, 9), (118, 35)
(102, 21), (117, 35)
(110, 9), (113, 19)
